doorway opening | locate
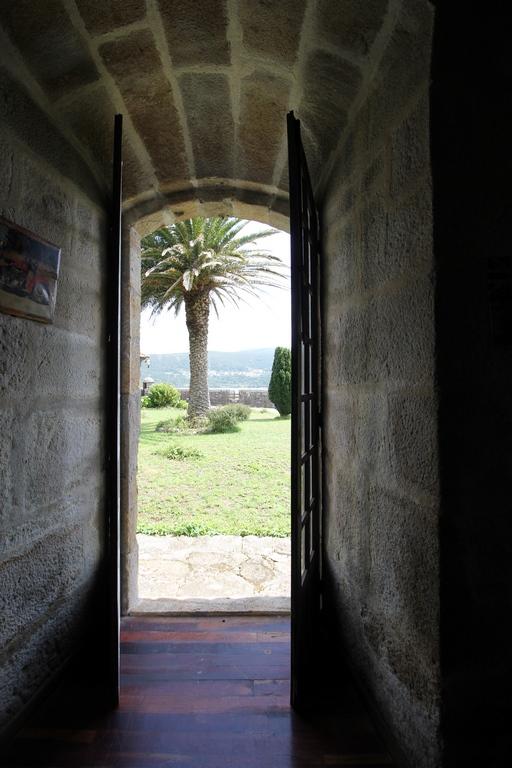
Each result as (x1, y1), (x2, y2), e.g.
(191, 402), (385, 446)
(121, 212), (292, 615)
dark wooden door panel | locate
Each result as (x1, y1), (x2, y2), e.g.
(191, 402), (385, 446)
(106, 113), (123, 708)
(287, 111), (322, 710)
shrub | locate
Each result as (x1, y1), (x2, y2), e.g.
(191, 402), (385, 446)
(207, 408), (241, 433)
(268, 346), (291, 416)
(176, 398), (188, 409)
(220, 403), (251, 422)
(156, 414), (208, 434)
(144, 383), (182, 408)
(141, 395), (151, 408)
(156, 414), (189, 433)
(156, 444), (203, 461)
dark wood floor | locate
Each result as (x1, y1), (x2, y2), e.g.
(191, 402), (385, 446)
(1, 616), (394, 767)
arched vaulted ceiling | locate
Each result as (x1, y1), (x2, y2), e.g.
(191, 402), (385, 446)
(0, 0), (390, 231)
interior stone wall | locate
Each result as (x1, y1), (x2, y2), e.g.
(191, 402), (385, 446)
(0, 66), (108, 732)
(320, 2), (439, 766)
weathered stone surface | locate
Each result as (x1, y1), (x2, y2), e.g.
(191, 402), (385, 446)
(1, 0), (99, 99)
(239, 0), (306, 66)
(0, 523), (95, 651)
(0, 584), (96, 732)
(0, 67), (103, 203)
(321, 5), (437, 766)
(180, 73), (234, 180)
(135, 534), (290, 613)
(24, 411), (102, 510)
(0, 44), (106, 732)
(55, 268), (104, 340)
(237, 72), (290, 184)
(159, 0), (230, 66)
(390, 92), (430, 200)
(77, 0), (146, 36)
(300, 50), (361, 161)
(0, 321), (32, 398)
(100, 30), (188, 182)
(315, 0), (388, 58)
(99, 28), (161, 82)
(58, 86), (116, 173)
(0, 409), (14, 517)
(123, 140), (156, 202)
(367, 1), (433, 144)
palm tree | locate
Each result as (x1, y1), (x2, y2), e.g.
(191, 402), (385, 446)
(141, 217), (284, 418)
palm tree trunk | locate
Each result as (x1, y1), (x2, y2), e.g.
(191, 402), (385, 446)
(185, 291), (210, 418)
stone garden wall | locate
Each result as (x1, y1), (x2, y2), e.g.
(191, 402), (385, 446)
(178, 388), (273, 409)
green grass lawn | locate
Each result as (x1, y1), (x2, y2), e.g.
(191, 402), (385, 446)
(137, 407), (291, 537)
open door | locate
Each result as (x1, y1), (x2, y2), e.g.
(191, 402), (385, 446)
(106, 113), (123, 707)
(287, 111), (323, 710)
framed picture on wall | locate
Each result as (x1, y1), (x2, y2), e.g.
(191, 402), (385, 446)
(0, 216), (61, 324)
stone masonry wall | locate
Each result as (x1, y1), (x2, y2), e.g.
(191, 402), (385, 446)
(0, 67), (107, 732)
(178, 388), (273, 409)
(320, 3), (439, 767)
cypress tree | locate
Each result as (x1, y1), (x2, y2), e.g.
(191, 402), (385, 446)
(268, 347), (292, 416)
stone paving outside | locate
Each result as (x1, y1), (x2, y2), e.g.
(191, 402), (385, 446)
(134, 534), (291, 614)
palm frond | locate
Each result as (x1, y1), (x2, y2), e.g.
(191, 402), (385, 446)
(141, 216), (287, 318)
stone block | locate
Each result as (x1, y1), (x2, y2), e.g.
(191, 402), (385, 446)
(126, 76), (188, 184)
(239, 0), (306, 66)
(55, 267), (104, 341)
(0, 320), (33, 400)
(77, 0), (146, 36)
(100, 30), (189, 182)
(120, 393), (140, 480)
(390, 92), (430, 200)
(386, 390), (439, 497)
(24, 410), (103, 512)
(0, 583), (95, 731)
(0, 525), (87, 651)
(123, 141), (156, 203)
(315, 0), (388, 59)
(300, 50), (361, 162)
(30, 326), (102, 400)
(359, 196), (387, 290)
(58, 85), (116, 177)
(17, 173), (75, 254)
(326, 302), (366, 387)
(0, 67), (103, 204)
(158, 0), (230, 66)
(179, 73), (234, 180)
(366, 485), (439, 664)
(237, 72), (290, 185)
(362, 182), (433, 292)
(0, 133), (22, 215)
(1, 0), (99, 99)
(328, 275), (435, 387)
(0, 409), (14, 522)
(365, 277), (435, 385)
(99, 29), (161, 83)
(367, 2), (433, 144)
(324, 219), (360, 300)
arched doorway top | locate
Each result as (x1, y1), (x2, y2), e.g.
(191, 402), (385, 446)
(124, 181), (290, 236)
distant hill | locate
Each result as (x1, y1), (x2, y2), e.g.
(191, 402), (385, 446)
(141, 348), (279, 389)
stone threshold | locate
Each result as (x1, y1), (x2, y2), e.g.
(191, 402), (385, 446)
(135, 533), (291, 615)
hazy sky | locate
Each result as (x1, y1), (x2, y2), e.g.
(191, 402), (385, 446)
(140, 222), (291, 353)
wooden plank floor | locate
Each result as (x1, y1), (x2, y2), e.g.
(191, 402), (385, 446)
(1, 616), (394, 768)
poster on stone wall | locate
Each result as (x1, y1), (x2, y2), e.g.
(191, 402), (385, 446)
(0, 216), (61, 324)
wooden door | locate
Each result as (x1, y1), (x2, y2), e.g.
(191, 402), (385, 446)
(287, 111), (323, 710)
(106, 114), (123, 707)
